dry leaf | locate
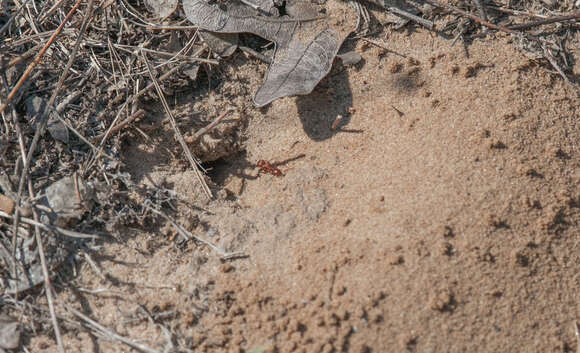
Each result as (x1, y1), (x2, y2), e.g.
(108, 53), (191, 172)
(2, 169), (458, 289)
(145, 0), (178, 18)
(0, 315), (19, 350)
(183, 0), (356, 106)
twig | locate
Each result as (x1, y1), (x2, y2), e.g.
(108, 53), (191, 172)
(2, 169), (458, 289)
(140, 51), (213, 199)
(186, 109), (233, 144)
(118, 0), (162, 27)
(3, 4), (85, 351)
(11, 12), (93, 330)
(2, 104), (27, 292)
(30, 203), (64, 353)
(575, 321), (580, 353)
(542, 45), (578, 94)
(54, 112), (115, 161)
(0, 0), (34, 37)
(93, 46), (205, 151)
(0, 0), (82, 116)
(67, 307), (161, 353)
(37, 0), (67, 23)
(422, 0), (519, 35)
(3, 28), (76, 47)
(239, 46), (272, 64)
(508, 13), (580, 31)
(0, 210), (101, 239)
(89, 109), (145, 143)
(574, 321), (580, 353)
(360, 37), (407, 57)
(486, 5), (548, 19)
(472, 0), (488, 24)
(15, 0), (89, 210)
(3, 297), (86, 330)
(112, 45), (219, 65)
(81, 251), (108, 282)
(144, 203), (245, 259)
(147, 24), (200, 31)
(388, 6), (434, 30)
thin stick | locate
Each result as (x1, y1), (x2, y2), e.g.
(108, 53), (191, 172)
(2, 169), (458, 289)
(575, 321), (580, 353)
(486, 5), (548, 19)
(0, 210), (101, 239)
(81, 251), (108, 282)
(542, 45), (578, 94)
(14, 0), (92, 252)
(30, 200), (65, 353)
(89, 109), (145, 143)
(4, 107), (27, 295)
(144, 203), (245, 259)
(54, 113), (115, 161)
(0, 0), (82, 116)
(147, 24), (200, 31)
(67, 307), (161, 353)
(112, 45), (218, 65)
(6, 18), (99, 343)
(2, 16), (74, 347)
(140, 51), (213, 199)
(38, 0), (67, 23)
(508, 13), (580, 31)
(473, 0), (488, 24)
(422, 0), (519, 35)
(187, 109), (233, 144)
(3, 297), (87, 331)
(239, 46), (272, 64)
(3, 28), (76, 47)
(130, 45), (206, 103)
(388, 6), (434, 30)
(92, 53), (200, 155)
(0, 0), (34, 36)
(360, 37), (407, 57)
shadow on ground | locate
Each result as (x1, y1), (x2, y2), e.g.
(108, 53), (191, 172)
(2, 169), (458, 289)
(296, 61), (355, 141)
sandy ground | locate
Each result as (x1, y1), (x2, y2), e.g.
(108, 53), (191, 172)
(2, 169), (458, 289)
(30, 18), (580, 353)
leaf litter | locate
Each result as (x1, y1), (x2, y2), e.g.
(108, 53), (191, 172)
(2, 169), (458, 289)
(183, 0), (358, 106)
(0, 0), (579, 351)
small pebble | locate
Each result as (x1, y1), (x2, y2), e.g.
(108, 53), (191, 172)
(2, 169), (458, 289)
(0, 194), (15, 215)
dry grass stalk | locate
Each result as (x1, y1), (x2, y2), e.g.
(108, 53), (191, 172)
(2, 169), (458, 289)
(0, 210), (101, 239)
(575, 321), (580, 353)
(67, 306), (162, 353)
(54, 113), (115, 161)
(187, 108), (234, 144)
(5, 2), (94, 351)
(89, 45), (206, 164)
(0, 0), (82, 116)
(144, 203), (246, 259)
(140, 51), (213, 199)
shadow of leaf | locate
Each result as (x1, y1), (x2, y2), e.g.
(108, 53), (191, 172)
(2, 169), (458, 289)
(183, 0), (356, 106)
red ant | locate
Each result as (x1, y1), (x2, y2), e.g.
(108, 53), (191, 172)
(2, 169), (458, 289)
(257, 160), (283, 177)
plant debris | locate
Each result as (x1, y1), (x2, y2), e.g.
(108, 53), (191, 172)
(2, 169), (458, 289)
(0, 0), (578, 351)
(183, 0), (358, 106)
(0, 315), (19, 351)
(144, 0), (179, 18)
